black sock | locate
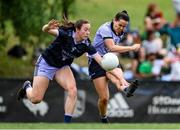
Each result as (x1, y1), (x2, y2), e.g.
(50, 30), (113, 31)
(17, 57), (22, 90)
(123, 87), (128, 92)
(101, 116), (109, 123)
(64, 115), (72, 123)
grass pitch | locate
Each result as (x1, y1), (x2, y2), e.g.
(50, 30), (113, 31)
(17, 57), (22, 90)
(0, 123), (180, 129)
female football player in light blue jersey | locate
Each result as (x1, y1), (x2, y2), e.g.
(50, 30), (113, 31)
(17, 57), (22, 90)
(89, 10), (141, 123)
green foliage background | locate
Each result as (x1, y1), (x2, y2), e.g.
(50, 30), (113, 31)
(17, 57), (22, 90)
(0, 0), (175, 78)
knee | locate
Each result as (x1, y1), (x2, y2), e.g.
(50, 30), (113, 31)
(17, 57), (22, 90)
(30, 96), (43, 104)
(67, 85), (77, 98)
(99, 97), (109, 105)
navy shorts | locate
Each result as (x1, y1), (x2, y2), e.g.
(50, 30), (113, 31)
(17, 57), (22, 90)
(88, 58), (106, 80)
(88, 58), (123, 80)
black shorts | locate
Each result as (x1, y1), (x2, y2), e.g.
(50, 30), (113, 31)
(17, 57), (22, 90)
(88, 58), (123, 80)
(88, 58), (106, 80)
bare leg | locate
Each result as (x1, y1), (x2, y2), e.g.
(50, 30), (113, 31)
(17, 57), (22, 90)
(108, 68), (139, 97)
(106, 72), (123, 91)
(26, 76), (49, 104)
(108, 68), (129, 90)
(55, 66), (77, 115)
(93, 76), (109, 117)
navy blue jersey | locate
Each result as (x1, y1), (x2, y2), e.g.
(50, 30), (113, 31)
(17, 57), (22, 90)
(42, 27), (97, 67)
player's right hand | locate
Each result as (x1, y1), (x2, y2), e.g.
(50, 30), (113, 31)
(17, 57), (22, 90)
(48, 19), (60, 29)
(132, 44), (140, 51)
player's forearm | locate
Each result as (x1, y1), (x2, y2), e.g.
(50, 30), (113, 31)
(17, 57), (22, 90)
(108, 45), (133, 53)
(93, 53), (103, 65)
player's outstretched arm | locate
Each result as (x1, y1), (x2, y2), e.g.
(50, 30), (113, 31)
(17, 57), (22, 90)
(42, 19), (59, 36)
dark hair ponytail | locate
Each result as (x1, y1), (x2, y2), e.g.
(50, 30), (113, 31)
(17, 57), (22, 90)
(122, 10), (128, 14)
(60, 17), (89, 31)
(114, 10), (129, 21)
(60, 16), (75, 30)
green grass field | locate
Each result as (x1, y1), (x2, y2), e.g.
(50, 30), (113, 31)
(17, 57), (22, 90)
(0, 123), (180, 129)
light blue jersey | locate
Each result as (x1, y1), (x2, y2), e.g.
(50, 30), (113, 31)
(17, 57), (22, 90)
(93, 22), (125, 56)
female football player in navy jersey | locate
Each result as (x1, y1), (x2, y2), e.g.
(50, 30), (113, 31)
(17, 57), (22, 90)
(88, 10), (141, 123)
(17, 19), (102, 123)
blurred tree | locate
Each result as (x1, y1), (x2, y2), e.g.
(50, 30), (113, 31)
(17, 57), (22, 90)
(0, 0), (75, 47)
